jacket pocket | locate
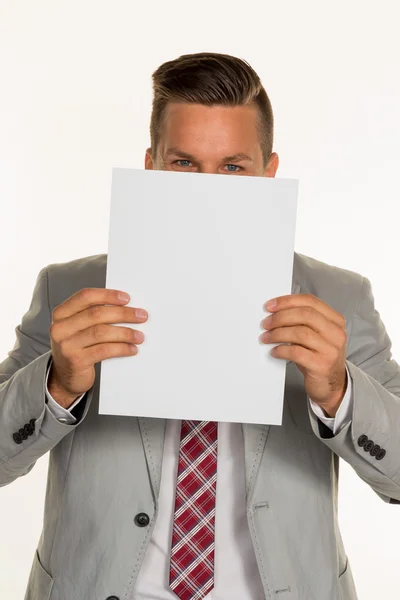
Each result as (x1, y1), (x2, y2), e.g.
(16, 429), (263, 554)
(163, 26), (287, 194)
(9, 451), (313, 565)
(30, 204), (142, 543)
(24, 549), (54, 600)
(338, 559), (358, 600)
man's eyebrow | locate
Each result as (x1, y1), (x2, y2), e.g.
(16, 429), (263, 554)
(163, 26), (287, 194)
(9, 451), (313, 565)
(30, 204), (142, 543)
(165, 148), (254, 163)
(223, 153), (253, 163)
(165, 148), (196, 160)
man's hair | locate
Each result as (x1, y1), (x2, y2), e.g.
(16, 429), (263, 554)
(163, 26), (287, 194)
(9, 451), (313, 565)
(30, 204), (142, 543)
(150, 52), (274, 166)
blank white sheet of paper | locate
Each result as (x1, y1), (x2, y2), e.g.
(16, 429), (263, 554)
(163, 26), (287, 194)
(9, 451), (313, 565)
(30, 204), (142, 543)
(98, 168), (298, 424)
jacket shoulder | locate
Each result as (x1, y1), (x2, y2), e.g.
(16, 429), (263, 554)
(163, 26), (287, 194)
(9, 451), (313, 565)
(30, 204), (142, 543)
(293, 251), (364, 310)
(45, 253), (107, 307)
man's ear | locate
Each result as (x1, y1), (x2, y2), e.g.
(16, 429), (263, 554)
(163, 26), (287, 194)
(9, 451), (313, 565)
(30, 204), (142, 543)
(145, 148), (154, 170)
(265, 152), (279, 177)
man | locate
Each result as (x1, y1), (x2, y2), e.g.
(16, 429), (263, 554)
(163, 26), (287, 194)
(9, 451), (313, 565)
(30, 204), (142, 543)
(1, 52), (399, 600)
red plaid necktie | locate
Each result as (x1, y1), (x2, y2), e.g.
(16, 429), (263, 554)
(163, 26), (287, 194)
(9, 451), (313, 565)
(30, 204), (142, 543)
(169, 420), (218, 600)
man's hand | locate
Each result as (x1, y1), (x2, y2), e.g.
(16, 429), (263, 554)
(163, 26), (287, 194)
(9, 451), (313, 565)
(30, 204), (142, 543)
(260, 294), (347, 417)
(48, 288), (148, 409)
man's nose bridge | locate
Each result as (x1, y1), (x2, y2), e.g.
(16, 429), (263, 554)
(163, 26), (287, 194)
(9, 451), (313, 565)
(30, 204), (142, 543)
(199, 164), (218, 174)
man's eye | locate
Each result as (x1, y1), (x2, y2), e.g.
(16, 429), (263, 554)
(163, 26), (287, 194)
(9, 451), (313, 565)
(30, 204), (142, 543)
(226, 164), (241, 172)
(175, 160), (193, 167)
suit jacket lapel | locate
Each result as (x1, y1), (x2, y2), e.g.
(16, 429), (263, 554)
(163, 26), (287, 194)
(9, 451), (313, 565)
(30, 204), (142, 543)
(242, 272), (301, 500)
(138, 417), (166, 501)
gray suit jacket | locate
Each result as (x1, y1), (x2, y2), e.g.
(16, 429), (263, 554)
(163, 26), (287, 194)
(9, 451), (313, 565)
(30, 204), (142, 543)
(1, 252), (400, 600)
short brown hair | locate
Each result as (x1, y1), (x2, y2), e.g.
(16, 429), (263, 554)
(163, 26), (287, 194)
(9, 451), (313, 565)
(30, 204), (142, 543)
(149, 52), (274, 166)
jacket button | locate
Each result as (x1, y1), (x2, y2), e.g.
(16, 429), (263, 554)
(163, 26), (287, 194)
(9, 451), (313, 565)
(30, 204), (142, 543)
(18, 428), (28, 441)
(376, 448), (386, 460)
(370, 444), (381, 457)
(134, 512), (150, 527)
(106, 596), (119, 600)
(357, 434), (368, 447)
(23, 423), (33, 436)
(29, 419), (36, 429)
(13, 432), (23, 444)
(364, 440), (374, 453)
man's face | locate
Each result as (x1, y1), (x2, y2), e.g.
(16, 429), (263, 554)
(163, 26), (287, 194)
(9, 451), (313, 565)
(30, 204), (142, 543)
(145, 102), (279, 177)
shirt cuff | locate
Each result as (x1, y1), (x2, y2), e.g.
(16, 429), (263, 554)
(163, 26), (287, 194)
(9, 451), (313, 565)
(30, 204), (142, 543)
(308, 364), (353, 436)
(45, 359), (83, 424)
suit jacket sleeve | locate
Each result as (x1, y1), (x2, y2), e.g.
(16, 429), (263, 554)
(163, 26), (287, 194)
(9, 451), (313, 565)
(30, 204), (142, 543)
(308, 275), (400, 503)
(0, 266), (92, 487)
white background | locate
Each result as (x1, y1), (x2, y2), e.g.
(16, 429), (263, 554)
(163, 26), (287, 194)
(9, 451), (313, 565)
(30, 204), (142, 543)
(0, 0), (399, 597)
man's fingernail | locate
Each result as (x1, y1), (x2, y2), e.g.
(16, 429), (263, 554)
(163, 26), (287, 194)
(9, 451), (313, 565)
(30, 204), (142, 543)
(266, 299), (277, 310)
(118, 292), (130, 302)
(263, 315), (272, 328)
(136, 309), (148, 319)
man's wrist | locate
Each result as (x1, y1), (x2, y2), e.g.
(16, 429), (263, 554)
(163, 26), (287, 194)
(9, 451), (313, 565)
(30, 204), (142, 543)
(317, 397), (342, 418)
(47, 380), (81, 410)
(315, 384), (347, 418)
(315, 367), (348, 418)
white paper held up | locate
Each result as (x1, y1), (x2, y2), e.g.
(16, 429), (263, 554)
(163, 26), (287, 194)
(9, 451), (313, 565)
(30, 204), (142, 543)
(98, 168), (298, 424)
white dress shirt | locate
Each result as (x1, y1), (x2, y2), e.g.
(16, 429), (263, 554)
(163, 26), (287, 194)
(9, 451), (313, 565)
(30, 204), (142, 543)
(45, 361), (353, 599)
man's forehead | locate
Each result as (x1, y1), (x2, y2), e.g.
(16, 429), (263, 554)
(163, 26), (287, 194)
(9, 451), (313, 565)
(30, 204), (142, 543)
(157, 103), (262, 162)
